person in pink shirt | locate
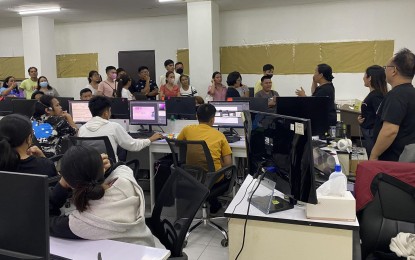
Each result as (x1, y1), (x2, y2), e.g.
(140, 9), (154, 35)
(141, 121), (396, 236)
(159, 71), (180, 99)
(97, 66), (117, 97)
(207, 71), (227, 101)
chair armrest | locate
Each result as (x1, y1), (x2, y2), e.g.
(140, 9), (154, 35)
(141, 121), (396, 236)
(205, 165), (237, 189)
(126, 159), (140, 180)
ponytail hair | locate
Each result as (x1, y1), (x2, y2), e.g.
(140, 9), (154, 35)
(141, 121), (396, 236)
(317, 63), (334, 82)
(116, 74), (131, 98)
(60, 145), (105, 212)
(0, 114), (33, 171)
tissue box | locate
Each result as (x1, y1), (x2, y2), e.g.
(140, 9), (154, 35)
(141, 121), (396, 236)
(306, 191), (356, 221)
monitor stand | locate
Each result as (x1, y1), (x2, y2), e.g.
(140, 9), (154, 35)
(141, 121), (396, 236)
(250, 178), (294, 214)
(137, 125), (155, 138)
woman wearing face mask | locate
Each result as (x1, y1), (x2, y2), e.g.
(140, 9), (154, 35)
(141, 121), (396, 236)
(159, 71), (180, 99)
(37, 76), (59, 97)
(32, 95), (77, 158)
(1, 76), (21, 97)
(0, 114), (57, 177)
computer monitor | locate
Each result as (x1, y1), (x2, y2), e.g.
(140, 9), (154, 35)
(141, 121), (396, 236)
(166, 97), (197, 120)
(209, 101), (250, 129)
(244, 110), (317, 212)
(276, 96), (330, 137)
(11, 99), (37, 117)
(69, 100), (93, 124)
(56, 97), (75, 112)
(231, 97), (270, 113)
(0, 171), (49, 259)
(129, 100), (167, 133)
(110, 98), (129, 119)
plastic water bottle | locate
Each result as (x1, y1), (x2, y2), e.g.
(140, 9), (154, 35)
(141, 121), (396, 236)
(328, 164), (347, 196)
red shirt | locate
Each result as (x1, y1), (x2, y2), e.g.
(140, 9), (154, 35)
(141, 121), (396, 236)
(160, 84), (180, 98)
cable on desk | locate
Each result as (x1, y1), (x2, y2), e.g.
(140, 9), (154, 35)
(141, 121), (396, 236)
(227, 177), (255, 224)
(234, 174), (264, 260)
(157, 125), (165, 133)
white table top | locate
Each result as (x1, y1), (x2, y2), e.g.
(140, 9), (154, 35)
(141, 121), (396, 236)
(50, 237), (170, 260)
(225, 175), (359, 230)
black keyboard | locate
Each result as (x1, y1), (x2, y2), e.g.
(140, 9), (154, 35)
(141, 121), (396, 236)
(50, 253), (72, 260)
(311, 139), (327, 148)
(129, 132), (154, 139)
(226, 135), (241, 143)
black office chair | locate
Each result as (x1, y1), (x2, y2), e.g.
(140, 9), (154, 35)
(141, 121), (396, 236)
(165, 138), (237, 247)
(68, 136), (140, 180)
(146, 166), (209, 260)
(358, 173), (415, 260)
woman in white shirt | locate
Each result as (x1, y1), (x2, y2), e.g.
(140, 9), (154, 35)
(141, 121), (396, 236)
(116, 74), (134, 100)
(86, 70), (101, 95)
(179, 74), (197, 97)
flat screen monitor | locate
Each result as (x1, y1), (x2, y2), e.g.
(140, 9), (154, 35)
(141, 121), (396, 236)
(209, 101), (250, 128)
(56, 97), (75, 112)
(110, 98), (129, 119)
(231, 97), (270, 113)
(69, 100), (93, 124)
(244, 110), (317, 208)
(276, 96), (330, 137)
(0, 171), (49, 259)
(129, 100), (167, 127)
(166, 97), (197, 120)
(11, 99), (37, 117)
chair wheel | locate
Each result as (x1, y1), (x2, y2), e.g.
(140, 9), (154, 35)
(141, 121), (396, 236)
(221, 239), (228, 247)
(183, 239), (188, 248)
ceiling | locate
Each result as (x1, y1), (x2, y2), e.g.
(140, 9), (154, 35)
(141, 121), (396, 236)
(0, 0), (358, 29)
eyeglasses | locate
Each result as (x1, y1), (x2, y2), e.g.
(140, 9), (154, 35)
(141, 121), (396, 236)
(383, 65), (396, 70)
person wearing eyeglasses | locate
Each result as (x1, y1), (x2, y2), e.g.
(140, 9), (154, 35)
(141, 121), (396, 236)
(370, 48), (415, 161)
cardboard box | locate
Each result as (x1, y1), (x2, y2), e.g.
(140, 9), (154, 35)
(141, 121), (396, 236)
(349, 147), (368, 175)
(306, 191), (356, 221)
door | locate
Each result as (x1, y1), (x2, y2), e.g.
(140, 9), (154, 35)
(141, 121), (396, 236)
(118, 50), (156, 82)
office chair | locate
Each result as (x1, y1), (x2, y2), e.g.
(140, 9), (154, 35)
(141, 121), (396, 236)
(68, 136), (140, 180)
(358, 173), (415, 260)
(165, 139), (237, 247)
(146, 166), (209, 260)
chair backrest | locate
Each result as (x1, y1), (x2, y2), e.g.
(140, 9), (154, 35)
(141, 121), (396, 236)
(147, 166), (209, 257)
(68, 136), (116, 162)
(359, 173), (415, 259)
(165, 139), (215, 182)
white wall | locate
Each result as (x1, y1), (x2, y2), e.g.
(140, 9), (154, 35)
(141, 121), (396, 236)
(0, 0), (414, 100)
(220, 0), (415, 101)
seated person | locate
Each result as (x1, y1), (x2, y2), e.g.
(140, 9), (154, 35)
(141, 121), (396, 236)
(177, 103), (232, 213)
(0, 76), (20, 97)
(254, 64), (275, 95)
(49, 145), (155, 247)
(255, 75), (279, 112)
(78, 96), (162, 161)
(80, 88), (93, 101)
(225, 71), (244, 99)
(0, 114), (57, 177)
(32, 95), (78, 158)
(31, 90), (44, 100)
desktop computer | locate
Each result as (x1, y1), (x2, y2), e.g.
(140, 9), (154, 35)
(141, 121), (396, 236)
(129, 100), (167, 138)
(68, 100), (92, 124)
(56, 97), (75, 113)
(11, 99), (37, 118)
(110, 98), (129, 119)
(165, 97), (197, 120)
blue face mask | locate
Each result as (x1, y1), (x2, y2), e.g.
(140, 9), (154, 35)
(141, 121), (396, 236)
(39, 82), (48, 88)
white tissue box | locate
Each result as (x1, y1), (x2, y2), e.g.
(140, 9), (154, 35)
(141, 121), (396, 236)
(306, 191), (356, 221)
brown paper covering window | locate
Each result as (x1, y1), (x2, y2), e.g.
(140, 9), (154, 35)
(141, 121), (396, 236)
(56, 53), (98, 78)
(0, 57), (25, 80)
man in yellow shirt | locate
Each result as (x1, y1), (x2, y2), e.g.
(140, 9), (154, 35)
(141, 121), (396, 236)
(177, 103), (232, 213)
(254, 64), (275, 95)
(19, 67), (38, 99)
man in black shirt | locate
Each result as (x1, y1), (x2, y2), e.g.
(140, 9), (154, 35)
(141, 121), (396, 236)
(371, 48), (415, 161)
(295, 63), (337, 126)
(129, 66), (159, 100)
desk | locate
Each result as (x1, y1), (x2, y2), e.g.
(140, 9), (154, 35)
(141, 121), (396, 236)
(50, 237), (170, 260)
(225, 175), (359, 260)
(148, 139), (246, 207)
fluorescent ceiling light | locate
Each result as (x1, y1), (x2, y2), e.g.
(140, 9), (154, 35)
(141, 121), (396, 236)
(159, 0), (183, 2)
(18, 7), (61, 15)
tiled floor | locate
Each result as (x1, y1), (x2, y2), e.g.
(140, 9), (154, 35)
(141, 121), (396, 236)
(145, 191), (229, 260)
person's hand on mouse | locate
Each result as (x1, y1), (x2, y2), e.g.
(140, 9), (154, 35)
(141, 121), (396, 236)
(149, 133), (164, 142)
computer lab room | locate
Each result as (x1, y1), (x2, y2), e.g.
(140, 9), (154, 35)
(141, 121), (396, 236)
(1, 0), (415, 259)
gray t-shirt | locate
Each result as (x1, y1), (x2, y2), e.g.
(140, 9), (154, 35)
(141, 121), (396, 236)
(255, 90), (279, 98)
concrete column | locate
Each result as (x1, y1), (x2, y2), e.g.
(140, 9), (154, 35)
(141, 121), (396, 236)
(187, 1), (220, 96)
(22, 16), (57, 86)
